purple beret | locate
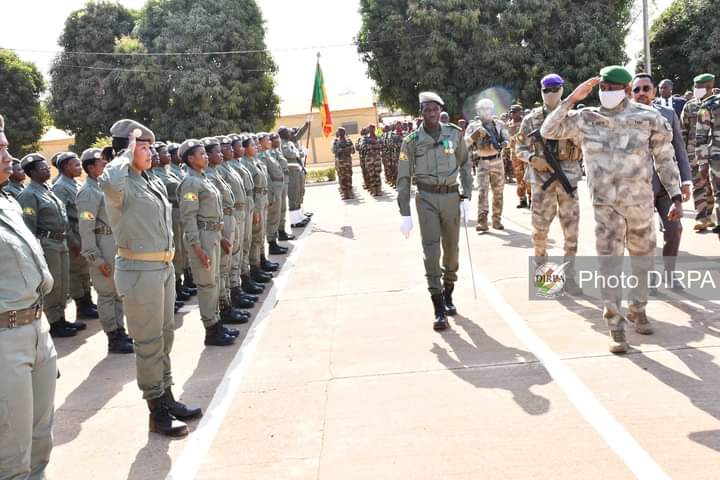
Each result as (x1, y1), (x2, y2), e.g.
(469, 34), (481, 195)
(541, 74), (564, 88)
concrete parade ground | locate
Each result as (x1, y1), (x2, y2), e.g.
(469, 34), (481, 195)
(48, 168), (720, 480)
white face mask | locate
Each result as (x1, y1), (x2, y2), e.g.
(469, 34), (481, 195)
(694, 87), (707, 100)
(541, 91), (563, 109)
(599, 89), (627, 109)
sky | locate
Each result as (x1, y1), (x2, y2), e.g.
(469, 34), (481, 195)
(2, 0), (671, 117)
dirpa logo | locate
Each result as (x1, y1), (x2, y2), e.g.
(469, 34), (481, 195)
(534, 262), (569, 298)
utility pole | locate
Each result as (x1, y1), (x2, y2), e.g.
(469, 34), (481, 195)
(642, 0), (651, 73)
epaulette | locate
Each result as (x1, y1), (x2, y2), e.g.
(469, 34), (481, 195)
(404, 131), (418, 142)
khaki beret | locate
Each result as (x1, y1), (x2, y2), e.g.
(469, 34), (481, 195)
(20, 153), (46, 170)
(55, 151), (79, 170)
(600, 65), (632, 85)
(418, 91), (444, 107)
(178, 139), (202, 159)
(80, 148), (103, 163)
(694, 73), (715, 84)
(110, 119), (155, 143)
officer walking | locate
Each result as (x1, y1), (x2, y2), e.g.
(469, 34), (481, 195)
(397, 92), (473, 330)
(18, 153), (87, 338)
(52, 151), (98, 320)
(542, 66), (682, 354)
(100, 120), (202, 437)
(76, 147), (134, 354)
(0, 113), (57, 480)
(695, 74), (720, 239)
(332, 127), (355, 200)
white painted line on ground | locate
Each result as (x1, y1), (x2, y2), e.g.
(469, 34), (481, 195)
(465, 260), (670, 480)
(166, 222), (314, 480)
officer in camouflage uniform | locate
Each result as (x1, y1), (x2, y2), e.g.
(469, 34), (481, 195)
(516, 74), (582, 291)
(398, 92), (473, 331)
(332, 127), (355, 200)
(2, 158), (24, 198)
(507, 104), (530, 208)
(465, 99), (509, 231)
(542, 66), (682, 354)
(77, 147), (133, 354)
(356, 127), (369, 190)
(681, 73), (717, 232)
(694, 73), (720, 238)
(362, 124), (384, 196)
(52, 152), (98, 320)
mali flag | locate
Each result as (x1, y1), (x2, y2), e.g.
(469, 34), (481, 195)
(311, 60), (333, 138)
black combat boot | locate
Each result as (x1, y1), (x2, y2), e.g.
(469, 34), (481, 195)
(147, 397), (188, 438)
(163, 388), (203, 421)
(107, 329), (134, 354)
(443, 283), (457, 316)
(516, 197), (529, 209)
(231, 287), (255, 308)
(60, 318), (87, 331)
(50, 321), (78, 338)
(278, 230), (295, 241)
(268, 241), (288, 255)
(431, 293), (449, 331)
(220, 299), (250, 325)
(175, 279), (191, 301)
(75, 297), (99, 319)
(183, 269), (197, 294)
(237, 289), (258, 303)
(204, 322), (236, 347)
(261, 256), (279, 272)
(241, 274), (264, 294)
(82, 291), (98, 311)
(251, 266), (272, 283)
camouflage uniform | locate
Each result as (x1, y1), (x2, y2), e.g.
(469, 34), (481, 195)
(507, 117), (530, 202)
(681, 99), (715, 225)
(542, 98), (681, 333)
(387, 130), (403, 187)
(516, 106), (581, 260)
(332, 137), (355, 199)
(695, 94), (720, 228)
(465, 118), (508, 228)
(356, 134), (369, 190)
(361, 135), (384, 196)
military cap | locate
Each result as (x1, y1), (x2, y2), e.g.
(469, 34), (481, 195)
(49, 152), (61, 167)
(269, 132), (279, 140)
(600, 65), (632, 85)
(167, 142), (179, 153)
(201, 136), (220, 148)
(178, 139), (203, 159)
(20, 153), (46, 170)
(509, 104), (523, 112)
(228, 133), (243, 145)
(256, 132), (270, 140)
(693, 73), (715, 84)
(418, 91), (444, 107)
(80, 148), (103, 163)
(110, 119), (156, 144)
(216, 135), (231, 145)
(153, 141), (167, 150)
(541, 74), (564, 88)
(55, 151), (79, 170)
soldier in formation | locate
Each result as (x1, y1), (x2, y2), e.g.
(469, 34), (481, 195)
(332, 127), (355, 200)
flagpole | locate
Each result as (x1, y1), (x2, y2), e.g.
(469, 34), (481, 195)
(305, 52), (320, 153)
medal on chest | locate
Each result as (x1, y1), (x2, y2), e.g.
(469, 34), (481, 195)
(442, 139), (455, 155)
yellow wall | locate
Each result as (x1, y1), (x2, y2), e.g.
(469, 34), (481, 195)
(273, 106), (379, 165)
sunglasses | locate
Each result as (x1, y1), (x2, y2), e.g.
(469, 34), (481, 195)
(632, 85), (653, 93)
(542, 87), (562, 93)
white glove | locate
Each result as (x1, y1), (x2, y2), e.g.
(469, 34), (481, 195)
(400, 216), (413, 239)
(460, 199), (472, 221)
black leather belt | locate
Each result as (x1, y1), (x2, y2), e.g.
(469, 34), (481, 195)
(0, 304), (42, 328)
(416, 183), (459, 194)
(94, 226), (113, 235)
(198, 221), (224, 232)
(36, 229), (66, 241)
(480, 154), (500, 160)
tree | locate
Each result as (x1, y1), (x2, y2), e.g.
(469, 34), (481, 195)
(0, 50), (46, 156)
(357, 0), (632, 117)
(48, 1), (137, 151)
(650, 0), (720, 92)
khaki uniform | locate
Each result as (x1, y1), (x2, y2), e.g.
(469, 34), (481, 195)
(99, 150), (176, 400)
(282, 140), (304, 211)
(52, 174), (91, 302)
(179, 169), (223, 328)
(542, 99), (681, 332)
(0, 192), (56, 480)
(218, 161), (247, 290)
(228, 158), (255, 277)
(507, 118), (529, 200)
(153, 166), (186, 285)
(206, 165), (236, 312)
(516, 106), (582, 259)
(17, 181), (69, 325)
(271, 148), (290, 233)
(681, 99), (715, 222)
(2, 180), (23, 199)
(76, 177), (124, 334)
(332, 137), (355, 198)
(260, 149), (285, 242)
(465, 119), (508, 224)
(695, 95), (720, 222)
(398, 123), (473, 294)
(241, 155), (269, 266)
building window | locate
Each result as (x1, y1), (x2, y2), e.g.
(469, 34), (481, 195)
(341, 122), (359, 135)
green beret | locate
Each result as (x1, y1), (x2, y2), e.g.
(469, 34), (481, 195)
(20, 153), (46, 170)
(110, 119), (156, 144)
(693, 73), (715, 84)
(178, 139), (202, 159)
(201, 136), (220, 148)
(600, 65), (632, 85)
(80, 148), (103, 163)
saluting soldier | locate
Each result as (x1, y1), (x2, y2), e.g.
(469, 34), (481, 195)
(52, 151), (98, 320)
(99, 120), (201, 437)
(0, 114), (57, 480)
(18, 153), (87, 338)
(178, 139), (238, 348)
(2, 157), (25, 198)
(77, 147), (133, 354)
(397, 92), (473, 331)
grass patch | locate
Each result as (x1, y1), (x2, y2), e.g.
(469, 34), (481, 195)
(306, 167), (336, 183)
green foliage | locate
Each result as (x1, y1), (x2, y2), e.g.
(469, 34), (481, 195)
(0, 50), (46, 156)
(91, 136), (112, 149)
(358, 0), (632, 116)
(650, 0), (720, 92)
(49, 0), (279, 151)
(307, 167), (336, 183)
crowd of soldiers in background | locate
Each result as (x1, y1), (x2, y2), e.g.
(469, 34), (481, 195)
(1, 122), (314, 352)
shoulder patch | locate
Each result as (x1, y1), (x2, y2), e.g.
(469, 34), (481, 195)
(404, 131), (418, 142)
(399, 151), (408, 162)
(80, 211), (95, 221)
(23, 206), (35, 216)
(183, 192), (198, 202)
